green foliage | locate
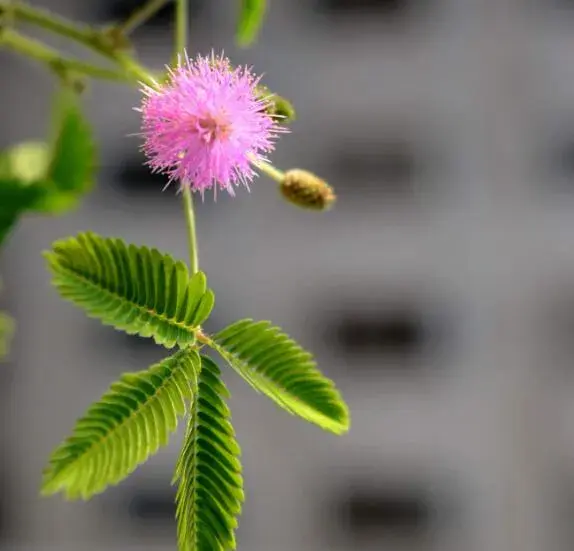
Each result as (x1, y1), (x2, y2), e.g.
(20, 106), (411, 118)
(0, 142), (50, 183)
(256, 85), (296, 124)
(212, 319), (350, 435)
(34, 87), (96, 214)
(41, 348), (201, 500)
(236, 0), (267, 47)
(45, 232), (215, 348)
(0, 311), (14, 360)
(0, 88), (95, 246)
(0, 143), (50, 246)
(0, 177), (46, 246)
(7, 4), (348, 551)
(174, 355), (243, 551)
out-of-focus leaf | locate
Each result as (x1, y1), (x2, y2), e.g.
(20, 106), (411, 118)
(0, 88), (96, 246)
(0, 142), (50, 183)
(34, 88), (96, 214)
(0, 279), (14, 361)
(0, 177), (46, 247)
(0, 311), (14, 361)
(0, 142), (50, 245)
(237, 0), (267, 47)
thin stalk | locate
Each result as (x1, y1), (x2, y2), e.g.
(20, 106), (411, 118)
(0, 29), (131, 82)
(4, 0), (158, 86)
(4, 2), (101, 53)
(174, 0), (198, 274)
(113, 50), (158, 87)
(182, 187), (199, 275)
(251, 156), (285, 183)
(173, 0), (188, 64)
(114, 0), (171, 36)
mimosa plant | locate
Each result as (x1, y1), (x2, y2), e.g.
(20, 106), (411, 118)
(0, 1), (349, 549)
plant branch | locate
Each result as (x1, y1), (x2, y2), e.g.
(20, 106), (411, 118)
(4, 0), (202, 279)
(113, 50), (157, 86)
(250, 155), (285, 183)
(4, 1), (158, 87)
(114, 0), (171, 36)
(3, 1), (102, 54)
(0, 29), (131, 83)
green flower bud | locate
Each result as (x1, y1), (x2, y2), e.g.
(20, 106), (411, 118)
(280, 169), (336, 211)
(256, 86), (296, 124)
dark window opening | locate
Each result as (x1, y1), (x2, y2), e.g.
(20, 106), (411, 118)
(549, 136), (574, 187)
(334, 486), (433, 541)
(337, 311), (422, 353)
(315, 0), (413, 17)
(128, 489), (176, 523)
(114, 154), (177, 198)
(329, 139), (420, 197)
(327, 306), (432, 365)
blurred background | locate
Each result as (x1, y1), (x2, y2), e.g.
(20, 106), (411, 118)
(3, 0), (574, 550)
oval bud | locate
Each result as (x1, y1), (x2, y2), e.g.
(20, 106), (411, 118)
(267, 94), (296, 123)
(256, 85), (296, 124)
(280, 169), (336, 211)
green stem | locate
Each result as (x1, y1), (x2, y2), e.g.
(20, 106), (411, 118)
(4, 1), (102, 53)
(182, 187), (199, 275)
(173, 0), (188, 64)
(0, 29), (131, 82)
(174, 0), (198, 274)
(251, 156), (285, 183)
(6, 0), (198, 273)
(4, 0), (157, 86)
(114, 0), (170, 36)
(113, 50), (158, 86)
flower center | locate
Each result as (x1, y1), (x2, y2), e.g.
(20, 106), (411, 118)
(195, 113), (231, 144)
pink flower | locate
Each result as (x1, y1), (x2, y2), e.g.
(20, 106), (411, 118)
(138, 52), (284, 196)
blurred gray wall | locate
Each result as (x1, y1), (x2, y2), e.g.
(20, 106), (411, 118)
(3, 0), (574, 550)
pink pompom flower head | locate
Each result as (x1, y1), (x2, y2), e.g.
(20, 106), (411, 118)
(138, 51), (286, 198)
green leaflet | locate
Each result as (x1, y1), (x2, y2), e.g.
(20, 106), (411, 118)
(0, 177), (46, 247)
(0, 88), (96, 246)
(45, 232), (215, 348)
(174, 355), (243, 551)
(42, 349), (201, 500)
(212, 319), (350, 435)
(0, 142), (50, 183)
(35, 87), (96, 214)
(237, 0), (267, 46)
(0, 311), (14, 360)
